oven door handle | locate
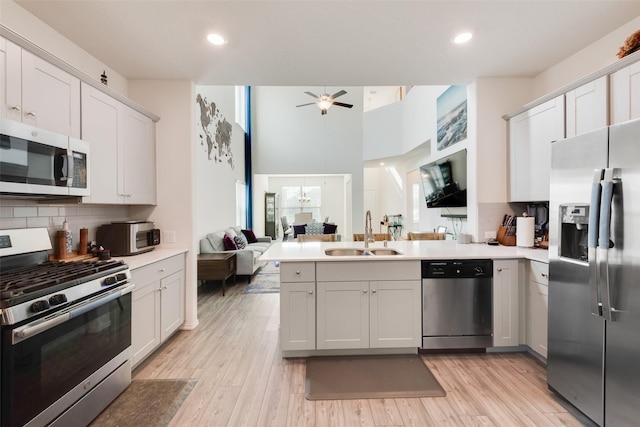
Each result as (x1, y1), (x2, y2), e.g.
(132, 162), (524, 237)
(69, 283), (134, 319)
(13, 283), (135, 343)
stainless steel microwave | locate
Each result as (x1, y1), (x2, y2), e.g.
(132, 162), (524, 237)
(0, 119), (90, 197)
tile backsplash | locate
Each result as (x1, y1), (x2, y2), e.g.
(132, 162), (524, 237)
(0, 198), (131, 254)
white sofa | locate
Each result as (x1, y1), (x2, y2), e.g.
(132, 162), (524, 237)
(199, 226), (272, 276)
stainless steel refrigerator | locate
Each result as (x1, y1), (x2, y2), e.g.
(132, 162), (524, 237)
(548, 118), (640, 426)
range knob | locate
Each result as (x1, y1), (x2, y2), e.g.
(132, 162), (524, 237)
(474, 267), (484, 275)
(49, 294), (68, 306)
(31, 300), (50, 313)
(116, 273), (127, 282)
(103, 276), (117, 286)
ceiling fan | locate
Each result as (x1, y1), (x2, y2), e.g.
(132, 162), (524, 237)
(296, 90), (353, 115)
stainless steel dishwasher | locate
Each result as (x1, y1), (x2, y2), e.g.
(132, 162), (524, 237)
(421, 259), (493, 349)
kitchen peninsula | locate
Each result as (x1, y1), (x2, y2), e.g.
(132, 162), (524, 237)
(260, 240), (548, 358)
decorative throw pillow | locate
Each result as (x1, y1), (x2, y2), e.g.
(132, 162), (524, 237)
(292, 224), (306, 238)
(305, 223), (325, 235)
(241, 229), (258, 243)
(223, 234), (238, 250)
(323, 223), (338, 234)
(234, 234), (248, 249)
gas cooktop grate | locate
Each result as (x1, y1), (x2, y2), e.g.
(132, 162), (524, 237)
(0, 260), (127, 300)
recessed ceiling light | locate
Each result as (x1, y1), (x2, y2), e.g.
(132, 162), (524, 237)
(207, 33), (227, 46)
(453, 32), (473, 44)
(379, 162), (385, 166)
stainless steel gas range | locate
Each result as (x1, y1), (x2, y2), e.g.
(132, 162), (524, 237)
(0, 228), (134, 427)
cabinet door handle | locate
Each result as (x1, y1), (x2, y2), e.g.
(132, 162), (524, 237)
(363, 289), (367, 293)
(372, 289), (376, 294)
(10, 105), (21, 112)
(159, 268), (165, 272)
(541, 273), (548, 278)
(308, 290), (314, 295)
(497, 268), (503, 272)
(25, 110), (36, 117)
(295, 271), (301, 275)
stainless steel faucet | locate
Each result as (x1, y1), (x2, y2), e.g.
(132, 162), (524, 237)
(365, 210), (374, 248)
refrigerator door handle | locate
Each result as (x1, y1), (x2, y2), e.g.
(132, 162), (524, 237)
(598, 168), (616, 321)
(588, 169), (603, 316)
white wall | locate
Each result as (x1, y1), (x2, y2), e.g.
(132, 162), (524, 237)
(252, 86), (365, 231)
(193, 86), (246, 238)
(533, 16), (640, 98)
(128, 80), (198, 329)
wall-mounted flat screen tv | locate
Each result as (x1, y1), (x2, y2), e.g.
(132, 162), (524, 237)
(419, 149), (467, 208)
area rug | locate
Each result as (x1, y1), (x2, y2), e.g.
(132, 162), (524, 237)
(243, 261), (280, 294)
(305, 355), (446, 400)
(89, 379), (196, 427)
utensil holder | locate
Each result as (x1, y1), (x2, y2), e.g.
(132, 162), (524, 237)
(496, 225), (516, 246)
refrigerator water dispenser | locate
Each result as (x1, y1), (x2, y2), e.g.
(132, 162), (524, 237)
(559, 204), (589, 262)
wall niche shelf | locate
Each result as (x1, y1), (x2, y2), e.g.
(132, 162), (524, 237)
(441, 214), (467, 219)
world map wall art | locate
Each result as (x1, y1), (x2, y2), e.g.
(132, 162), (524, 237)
(196, 93), (234, 169)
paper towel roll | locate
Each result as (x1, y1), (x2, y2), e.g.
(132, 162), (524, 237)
(516, 217), (535, 248)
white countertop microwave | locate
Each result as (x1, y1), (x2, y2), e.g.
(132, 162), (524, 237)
(0, 119), (90, 197)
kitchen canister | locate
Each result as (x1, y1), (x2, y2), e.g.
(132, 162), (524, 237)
(516, 216), (535, 248)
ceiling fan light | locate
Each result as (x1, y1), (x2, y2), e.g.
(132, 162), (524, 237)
(317, 99), (333, 110)
(453, 32), (473, 44)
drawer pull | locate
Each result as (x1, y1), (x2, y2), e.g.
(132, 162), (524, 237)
(295, 271), (301, 275)
(160, 268), (166, 273)
(541, 273), (548, 278)
(497, 268), (503, 272)
(25, 110), (37, 117)
(10, 105), (21, 112)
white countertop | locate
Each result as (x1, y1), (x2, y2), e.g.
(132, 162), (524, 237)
(113, 247), (189, 270)
(259, 240), (548, 264)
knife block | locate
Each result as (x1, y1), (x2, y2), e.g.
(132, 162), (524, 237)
(496, 225), (516, 246)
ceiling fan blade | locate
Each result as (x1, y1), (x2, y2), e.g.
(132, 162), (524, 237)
(331, 90), (347, 99)
(296, 102), (316, 107)
(333, 102), (353, 109)
(304, 91), (319, 99)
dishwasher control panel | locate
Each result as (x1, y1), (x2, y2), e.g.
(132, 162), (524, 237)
(421, 259), (493, 278)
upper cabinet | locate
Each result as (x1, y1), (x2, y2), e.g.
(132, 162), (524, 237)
(610, 61), (640, 124)
(507, 56), (640, 203)
(0, 37), (80, 138)
(509, 95), (565, 202)
(81, 83), (156, 205)
(565, 75), (608, 138)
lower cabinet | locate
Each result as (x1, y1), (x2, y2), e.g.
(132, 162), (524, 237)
(280, 281), (316, 351)
(279, 260), (421, 353)
(316, 280), (421, 350)
(493, 259), (523, 347)
(526, 260), (549, 358)
(131, 254), (185, 367)
(280, 262), (316, 351)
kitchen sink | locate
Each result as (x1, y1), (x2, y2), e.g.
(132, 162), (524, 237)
(369, 248), (401, 255)
(324, 248), (401, 256)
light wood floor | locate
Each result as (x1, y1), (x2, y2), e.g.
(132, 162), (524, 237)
(133, 280), (586, 427)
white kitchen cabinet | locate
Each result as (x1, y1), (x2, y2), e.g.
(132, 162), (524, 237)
(81, 82), (156, 205)
(526, 260), (549, 358)
(317, 281), (369, 349)
(280, 262), (316, 351)
(610, 60), (640, 124)
(0, 37), (80, 137)
(493, 259), (522, 347)
(131, 254), (185, 367)
(508, 95), (564, 202)
(315, 261), (421, 351)
(316, 280), (421, 350)
(566, 75), (608, 137)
